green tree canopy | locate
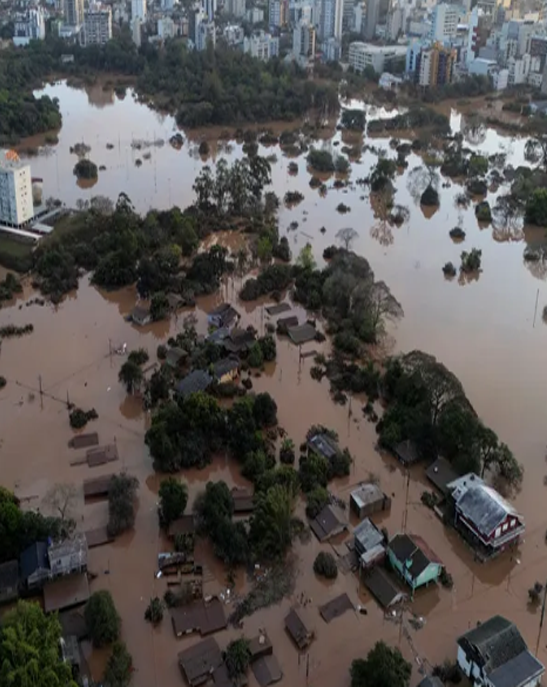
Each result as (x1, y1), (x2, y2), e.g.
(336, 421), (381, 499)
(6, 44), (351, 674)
(85, 590), (121, 648)
(158, 477), (188, 529)
(0, 601), (77, 687)
(350, 641), (412, 687)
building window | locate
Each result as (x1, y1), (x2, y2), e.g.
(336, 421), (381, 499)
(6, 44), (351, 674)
(510, 518), (516, 528)
(502, 523), (508, 532)
(495, 527), (501, 538)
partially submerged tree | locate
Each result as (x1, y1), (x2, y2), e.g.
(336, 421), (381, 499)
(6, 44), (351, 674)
(336, 227), (358, 250)
(103, 641), (133, 687)
(107, 473), (139, 537)
(85, 590), (121, 647)
(118, 360), (143, 395)
(350, 641), (412, 687)
(250, 483), (297, 560)
(224, 638), (252, 680)
(158, 477), (188, 529)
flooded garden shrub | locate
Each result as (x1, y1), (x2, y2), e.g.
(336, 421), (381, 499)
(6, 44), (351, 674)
(85, 590), (121, 647)
(442, 262), (457, 277)
(420, 184), (439, 207)
(336, 202), (351, 214)
(107, 474), (139, 537)
(272, 236), (291, 262)
(73, 159), (98, 180)
(0, 272), (22, 302)
(305, 486), (329, 518)
(449, 227), (466, 241)
(0, 376), (6, 389)
(439, 568), (453, 589)
(69, 407), (98, 429)
(253, 392), (278, 427)
(144, 597), (164, 625)
(150, 291), (170, 321)
(528, 582), (544, 605)
(525, 188), (547, 226)
(104, 641), (133, 687)
(284, 191), (304, 206)
(460, 248), (482, 273)
(421, 491), (438, 509)
(158, 477), (188, 529)
(475, 201), (492, 222)
(258, 334), (277, 362)
(433, 660), (462, 684)
(280, 438), (296, 465)
(307, 148), (335, 172)
(247, 342), (264, 368)
(313, 551), (338, 579)
(157, 344), (167, 360)
(0, 323), (33, 338)
(224, 638), (252, 680)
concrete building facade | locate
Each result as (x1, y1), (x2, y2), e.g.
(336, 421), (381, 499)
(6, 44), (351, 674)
(64, 0), (84, 26)
(13, 8), (46, 46)
(243, 31), (279, 59)
(82, 4), (112, 46)
(0, 151), (34, 228)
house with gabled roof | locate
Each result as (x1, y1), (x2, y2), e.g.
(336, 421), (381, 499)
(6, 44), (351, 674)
(457, 615), (544, 687)
(447, 473), (525, 558)
(387, 533), (443, 593)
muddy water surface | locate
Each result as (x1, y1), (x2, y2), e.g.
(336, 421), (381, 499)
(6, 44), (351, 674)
(1, 83), (547, 686)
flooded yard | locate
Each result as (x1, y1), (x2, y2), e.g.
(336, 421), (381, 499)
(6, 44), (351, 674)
(1, 81), (547, 687)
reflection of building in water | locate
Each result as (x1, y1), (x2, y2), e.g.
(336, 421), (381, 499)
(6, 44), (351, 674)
(82, 3), (112, 46)
(84, 82), (115, 109)
(0, 150), (34, 227)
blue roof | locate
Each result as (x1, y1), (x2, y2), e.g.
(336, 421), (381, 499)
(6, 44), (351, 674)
(20, 542), (48, 580)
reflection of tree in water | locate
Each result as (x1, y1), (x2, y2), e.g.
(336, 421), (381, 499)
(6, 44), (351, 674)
(523, 246), (547, 280)
(369, 189), (409, 247)
(492, 194), (524, 242)
(458, 270), (480, 286)
(461, 114), (487, 146)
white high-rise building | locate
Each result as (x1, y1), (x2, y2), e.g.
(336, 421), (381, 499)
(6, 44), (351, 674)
(363, 0), (380, 40)
(131, 17), (142, 46)
(82, 4), (112, 45)
(429, 3), (458, 42)
(64, 0), (84, 25)
(0, 151), (33, 228)
(195, 19), (215, 49)
(13, 8), (46, 46)
(319, 0), (343, 40)
(131, 0), (147, 21)
(203, 0), (216, 21)
(243, 31), (280, 59)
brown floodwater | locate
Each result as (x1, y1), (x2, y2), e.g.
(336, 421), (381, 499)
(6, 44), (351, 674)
(2, 82), (547, 687)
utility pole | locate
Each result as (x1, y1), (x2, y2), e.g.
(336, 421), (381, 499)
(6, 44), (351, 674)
(535, 579), (547, 657)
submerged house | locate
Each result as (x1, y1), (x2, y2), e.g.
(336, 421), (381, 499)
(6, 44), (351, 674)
(0, 560), (20, 604)
(307, 431), (341, 463)
(457, 615), (544, 687)
(353, 517), (385, 569)
(350, 483), (391, 520)
(387, 533), (443, 592)
(212, 357), (240, 384)
(447, 474), (525, 558)
(130, 305), (151, 327)
(48, 534), (88, 578)
(207, 303), (240, 330)
(175, 370), (212, 399)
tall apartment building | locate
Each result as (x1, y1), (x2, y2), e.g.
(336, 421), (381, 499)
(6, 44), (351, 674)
(64, 0), (84, 26)
(0, 151), (33, 228)
(203, 0), (216, 22)
(195, 19), (215, 49)
(82, 4), (112, 45)
(243, 31), (280, 59)
(131, 0), (147, 21)
(13, 7), (46, 46)
(429, 3), (458, 42)
(349, 41), (407, 73)
(319, 0), (343, 40)
(224, 0), (246, 17)
(363, 0), (380, 40)
(416, 43), (456, 87)
(269, 0), (287, 27)
(293, 19), (316, 60)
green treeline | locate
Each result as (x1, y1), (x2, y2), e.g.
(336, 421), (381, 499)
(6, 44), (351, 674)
(0, 34), (340, 136)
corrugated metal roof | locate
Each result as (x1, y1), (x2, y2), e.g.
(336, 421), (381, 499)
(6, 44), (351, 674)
(353, 518), (384, 552)
(455, 483), (517, 537)
(489, 651), (545, 687)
